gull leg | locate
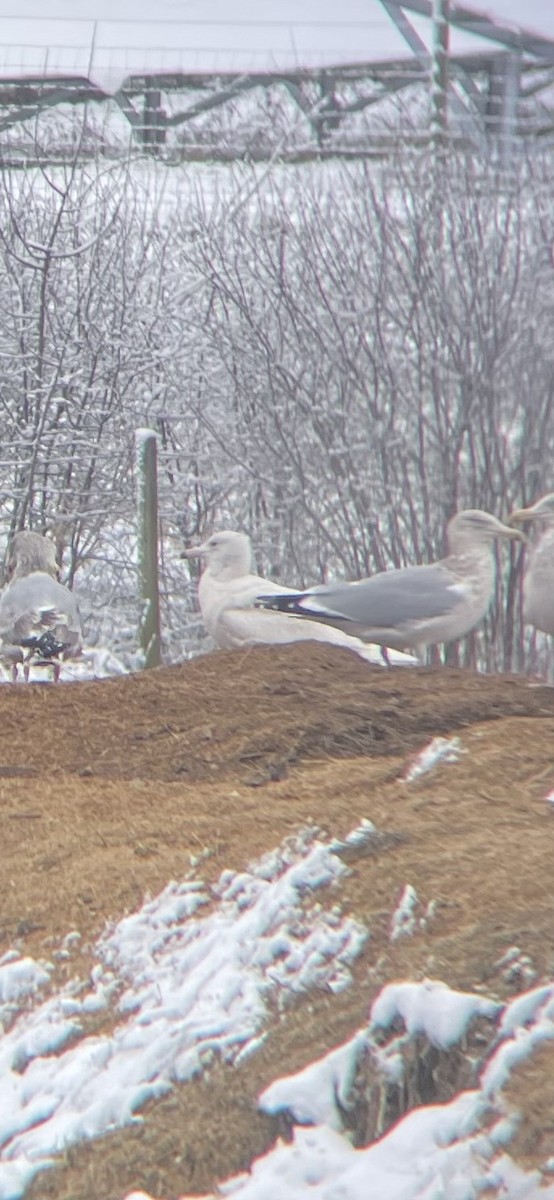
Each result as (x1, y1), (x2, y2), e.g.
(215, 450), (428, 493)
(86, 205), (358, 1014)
(10, 663), (18, 683)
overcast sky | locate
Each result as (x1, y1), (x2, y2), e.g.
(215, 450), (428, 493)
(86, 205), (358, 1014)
(0, 1), (550, 90)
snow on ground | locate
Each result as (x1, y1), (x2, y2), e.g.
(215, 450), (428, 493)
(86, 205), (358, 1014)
(0, 828), (366, 1199)
(370, 978), (502, 1049)
(2, 814), (554, 1200)
(129, 978), (554, 1200)
(403, 736), (465, 783)
(389, 882), (420, 940)
(158, 1098), (554, 1200)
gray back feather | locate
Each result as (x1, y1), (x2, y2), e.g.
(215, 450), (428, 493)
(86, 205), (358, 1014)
(305, 564), (462, 628)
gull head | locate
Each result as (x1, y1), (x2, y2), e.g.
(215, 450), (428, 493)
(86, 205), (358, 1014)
(508, 492), (554, 528)
(182, 530), (253, 581)
(7, 530), (59, 581)
(446, 509), (526, 554)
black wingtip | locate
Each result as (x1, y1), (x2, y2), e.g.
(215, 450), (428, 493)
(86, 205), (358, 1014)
(19, 631), (66, 659)
(255, 594), (305, 615)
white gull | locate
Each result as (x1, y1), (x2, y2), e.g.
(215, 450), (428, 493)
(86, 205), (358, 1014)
(509, 492), (554, 637)
(183, 531), (416, 666)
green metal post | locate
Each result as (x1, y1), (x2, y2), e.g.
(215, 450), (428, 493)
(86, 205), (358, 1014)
(136, 428), (161, 668)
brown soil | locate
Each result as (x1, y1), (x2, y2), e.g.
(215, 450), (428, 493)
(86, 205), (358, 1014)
(1, 643), (553, 785)
(0, 643), (552, 1200)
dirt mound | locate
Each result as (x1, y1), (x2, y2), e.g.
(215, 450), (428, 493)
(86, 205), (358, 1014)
(2, 645), (554, 1200)
(0, 643), (552, 784)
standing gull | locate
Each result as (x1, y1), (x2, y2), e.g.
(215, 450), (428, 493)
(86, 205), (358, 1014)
(0, 531), (82, 682)
(183, 530), (416, 665)
(256, 510), (523, 660)
(508, 493), (554, 636)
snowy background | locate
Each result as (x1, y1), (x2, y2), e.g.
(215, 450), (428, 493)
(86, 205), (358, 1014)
(0, 151), (551, 675)
(0, 4), (549, 677)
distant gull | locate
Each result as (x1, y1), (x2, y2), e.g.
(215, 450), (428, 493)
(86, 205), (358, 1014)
(256, 510), (524, 660)
(508, 493), (554, 636)
(0, 531), (83, 682)
(183, 530), (416, 666)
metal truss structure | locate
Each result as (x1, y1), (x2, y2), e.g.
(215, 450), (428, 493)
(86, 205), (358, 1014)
(0, 0), (553, 161)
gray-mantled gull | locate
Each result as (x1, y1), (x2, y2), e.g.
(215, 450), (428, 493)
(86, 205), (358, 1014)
(183, 530), (416, 666)
(0, 531), (82, 682)
(508, 493), (554, 636)
(256, 510), (524, 660)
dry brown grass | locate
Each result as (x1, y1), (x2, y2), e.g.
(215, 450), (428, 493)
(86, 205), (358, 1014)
(0, 643), (551, 785)
(504, 1043), (554, 1166)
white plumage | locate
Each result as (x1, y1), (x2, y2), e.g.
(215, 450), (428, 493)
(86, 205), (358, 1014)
(509, 494), (554, 637)
(184, 530), (416, 666)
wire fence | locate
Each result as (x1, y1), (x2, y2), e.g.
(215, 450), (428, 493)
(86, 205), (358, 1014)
(0, 13), (551, 164)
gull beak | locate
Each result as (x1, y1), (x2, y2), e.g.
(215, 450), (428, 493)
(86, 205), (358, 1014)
(506, 509), (536, 543)
(508, 506), (537, 527)
(505, 524), (527, 543)
(508, 506), (534, 525)
(487, 515), (526, 543)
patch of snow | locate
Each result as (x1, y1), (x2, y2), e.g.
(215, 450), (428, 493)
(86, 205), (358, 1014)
(183, 1091), (494, 1200)
(492, 946), (537, 989)
(403, 736), (464, 783)
(233, 1034), (268, 1067)
(487, 1156), (554, 1198)
(259, 1030), (367, 1130)
(370, 979), (502, 1050)
(389, 889), (440, 941)
(341, 817), (378, 844)
(5, 825), (554, 1200)
(498, 984), (554, 1038)
(0, 957), (51, 1009)
(482, 984), (554, 1096)
(329, 817), (379, 853)
(60, 932), (81, 952)
(0, 831), (367, 1197)
(60, 646), (130, 680)
(390, 884), (419, 941)
(123, 967), (554, 1200)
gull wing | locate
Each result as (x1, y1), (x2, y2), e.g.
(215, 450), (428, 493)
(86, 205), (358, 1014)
(257, 563), (464, 631)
